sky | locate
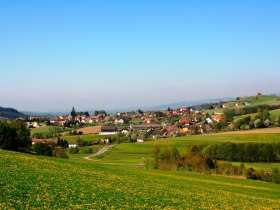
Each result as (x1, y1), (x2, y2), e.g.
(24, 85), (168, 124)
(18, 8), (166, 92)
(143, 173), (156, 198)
(0, 0), (279, 112)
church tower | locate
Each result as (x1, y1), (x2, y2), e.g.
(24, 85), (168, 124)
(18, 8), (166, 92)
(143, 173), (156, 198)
(70, 106), (77, 119)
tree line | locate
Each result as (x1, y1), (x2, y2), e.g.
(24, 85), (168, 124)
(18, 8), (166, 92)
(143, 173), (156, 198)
(203, 142), (280, 163)
(214, 106), (280, 131)
(0, 120), (31, 151)
(0, 120), (68, 158)
(234, 104), (280, 116)
(145, 144), (280, 184)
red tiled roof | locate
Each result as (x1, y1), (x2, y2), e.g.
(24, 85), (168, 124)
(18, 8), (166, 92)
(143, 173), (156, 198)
(144, 118), (152, 123)
(179, 118), (191, 124)
(32, 139), (47, 143)
(212, 115), (222, 120)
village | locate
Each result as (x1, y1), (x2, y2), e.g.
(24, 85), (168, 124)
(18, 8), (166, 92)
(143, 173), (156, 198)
(26, 99), (258, 147)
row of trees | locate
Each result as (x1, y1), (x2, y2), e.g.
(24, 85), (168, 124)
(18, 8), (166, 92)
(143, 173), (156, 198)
(203, 142), (280, 162)
(0, 120), (31, 151)
(0, 119), (68, 158)
(147, 145), (242, 173)
(235, 104), (280, 116)
(146, 144), (280, 184)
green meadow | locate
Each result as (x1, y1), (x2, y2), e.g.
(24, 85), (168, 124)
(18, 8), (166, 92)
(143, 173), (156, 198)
(62, 134), (102, 142)
(91, 133), (280, 165)
(1, 149), (280, 209)
(206, 95), (280, 114)
(31, 126), (70, 137)
(270, 109), (280, 121)
(2, 132), (280, 209)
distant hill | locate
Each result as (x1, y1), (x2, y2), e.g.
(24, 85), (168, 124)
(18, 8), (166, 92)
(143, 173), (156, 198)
(21, 111), (68, 117)
(0, 106), (26, 119)
(142, 97), (235, 111)
(105, 97), (235, 113)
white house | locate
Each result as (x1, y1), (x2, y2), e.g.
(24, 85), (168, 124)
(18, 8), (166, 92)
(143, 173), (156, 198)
(121, 129), (129, 134)
(115, 119), (124, 124)
(206, 118), (213, 124)
(222, 104), (230, 108)
(99, 126), (118, 135)
(244, 101), (252, 106)
(235, 102), (241, 107)
(68, 143), (78, 148)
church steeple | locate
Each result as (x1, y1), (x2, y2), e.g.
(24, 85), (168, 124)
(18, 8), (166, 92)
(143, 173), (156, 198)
(71, 106), (77, 118)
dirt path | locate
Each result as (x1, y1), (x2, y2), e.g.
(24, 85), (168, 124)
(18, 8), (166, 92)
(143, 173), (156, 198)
(83, 145), (115, 160)
(215, 127), (280, 135)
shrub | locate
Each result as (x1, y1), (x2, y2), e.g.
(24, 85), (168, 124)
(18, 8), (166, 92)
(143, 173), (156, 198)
(254, 119), (263, 128)
(69, 147), (79, 154)
(53, 147), (68, 159)
(245, 168), (257, 180)
(0, 120), (31, 151)
(33, 143), (52, 156)
(84, 147), (93, 154)
(272, 168), (280, 184)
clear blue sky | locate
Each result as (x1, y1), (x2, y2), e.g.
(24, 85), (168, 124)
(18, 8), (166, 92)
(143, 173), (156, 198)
(0, 0), (279, 112)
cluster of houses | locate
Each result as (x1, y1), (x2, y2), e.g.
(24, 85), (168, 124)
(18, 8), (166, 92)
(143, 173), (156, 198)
(223, 101), (252, 108)
(30, 101), (255, 146)
(31, 138), (79, 148)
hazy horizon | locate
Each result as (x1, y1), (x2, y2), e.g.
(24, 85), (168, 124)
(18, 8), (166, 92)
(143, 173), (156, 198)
(1, 1), (279, 112)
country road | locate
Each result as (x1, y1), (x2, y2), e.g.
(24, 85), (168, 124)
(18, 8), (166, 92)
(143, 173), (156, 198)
(83, 145), (115, 160)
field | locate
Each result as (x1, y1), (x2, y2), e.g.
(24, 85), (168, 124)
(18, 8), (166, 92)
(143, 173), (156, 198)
(233, 109), (280, 121)
(66, 145), (104, 159)
(91, 133), (280, 166)
(206, 95), (280, 114)
(31, 126), (70, 137)
(1, 149), (280, 209)
(229, 161), (280, 172)
(76, 125), (102, 135)
(2, 132), (280, 208)
(229, 95), (280, 107)
(62, 134), (103, 143)
(216, 127), (280, 134)
(270, 109), (280, 121)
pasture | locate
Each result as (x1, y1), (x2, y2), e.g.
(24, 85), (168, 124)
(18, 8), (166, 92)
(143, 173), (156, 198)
(62, 134), (102, 143)
(91, 133), (280, 166)
(270, 109), (280, 121)
(1, 149), (280, 209)
(31, 126), (69, 137)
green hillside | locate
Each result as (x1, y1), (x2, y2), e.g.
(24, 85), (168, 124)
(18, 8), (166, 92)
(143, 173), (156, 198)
(1, 149), (280, 209)
(270, 109), (280, 121)
(206, 95), (280, 114)
(227, 95), (280, 107)
(92, 133), (280, 165)
(31, 126), (70, 138)
(0, 106), (25, 119)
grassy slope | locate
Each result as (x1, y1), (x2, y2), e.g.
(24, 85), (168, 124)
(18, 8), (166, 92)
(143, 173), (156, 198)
(31, 126), (70, 137)
(270, 109), (280, 121)
(229, 161), (280, 172)
(206, 95), (280, 114)
(1, 149), (280, 209)
(234, 109), (280, 121)
(62, 134), (102, 142)
(66, 145), (104, 159)
(92, 133), (280, 165)
(228, 95), (280, 106)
